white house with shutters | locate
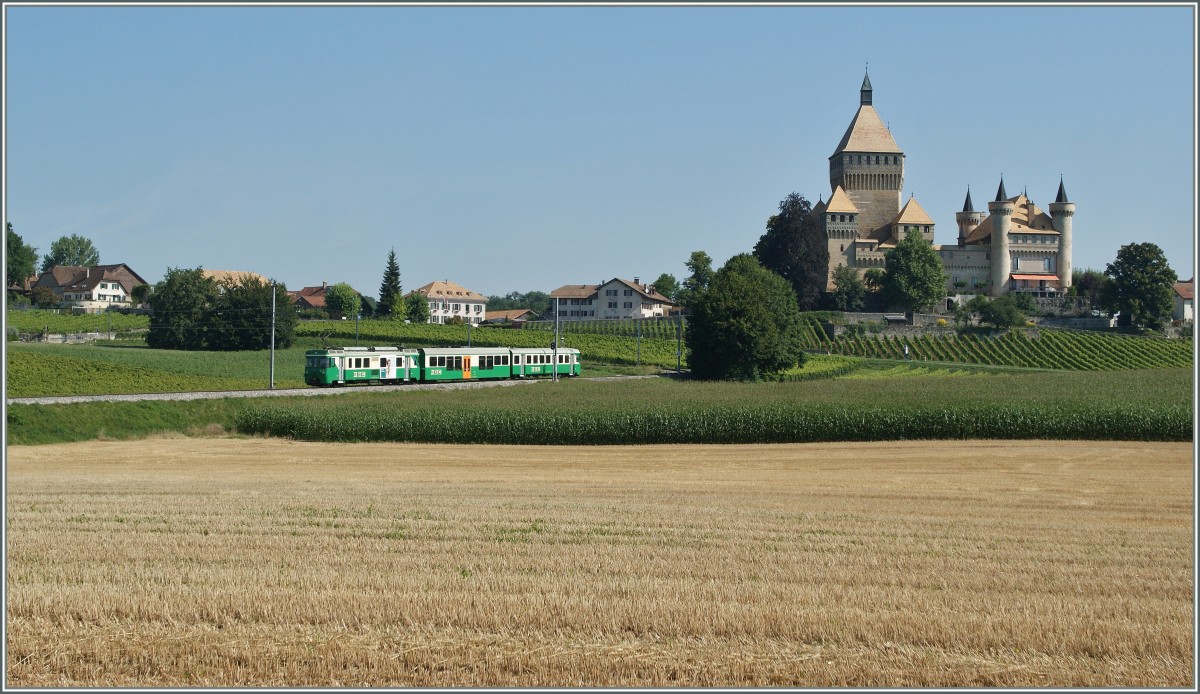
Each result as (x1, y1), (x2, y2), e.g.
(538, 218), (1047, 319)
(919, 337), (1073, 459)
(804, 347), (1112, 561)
(405, 280), (487, 325)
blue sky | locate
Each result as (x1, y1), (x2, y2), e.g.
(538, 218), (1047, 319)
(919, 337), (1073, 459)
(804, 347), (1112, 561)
(4, 3), (1196, 297)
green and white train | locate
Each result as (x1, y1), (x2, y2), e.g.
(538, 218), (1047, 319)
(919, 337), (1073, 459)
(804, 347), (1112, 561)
(304, 345), (581, 387)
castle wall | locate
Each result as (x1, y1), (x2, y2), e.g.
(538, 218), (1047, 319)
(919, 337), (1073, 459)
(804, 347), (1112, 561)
(830, 154), (903, 239)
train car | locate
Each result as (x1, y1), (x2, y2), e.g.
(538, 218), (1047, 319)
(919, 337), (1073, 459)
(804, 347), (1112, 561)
(418, 347), (515, 382)
(510, 348), (581, 378)
(305, 345), (582, 387)
(304, 346), (420, 386)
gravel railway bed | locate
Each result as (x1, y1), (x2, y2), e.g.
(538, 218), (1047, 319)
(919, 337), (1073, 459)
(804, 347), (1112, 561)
(6, 375), (660, 406)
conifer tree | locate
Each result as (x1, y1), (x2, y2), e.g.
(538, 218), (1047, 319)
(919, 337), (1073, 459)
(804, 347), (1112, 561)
(377, 249), (402, 318)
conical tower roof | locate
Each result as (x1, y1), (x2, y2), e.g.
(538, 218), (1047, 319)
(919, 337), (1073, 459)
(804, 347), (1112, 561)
(825, 186), (860, 213)
(995, 177), (1007, 202)
(1055, 177), (1069, 203)
(962, 187), (975, 212)
(894, 195), (934, 225)
(831, 104), (902, 155)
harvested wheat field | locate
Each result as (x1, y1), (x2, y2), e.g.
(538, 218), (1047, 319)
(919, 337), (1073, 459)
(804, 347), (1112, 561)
(5, 438), (1194, 687)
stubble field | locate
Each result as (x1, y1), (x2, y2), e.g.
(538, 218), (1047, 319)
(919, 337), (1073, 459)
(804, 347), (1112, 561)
(5, 438), (1194, 687)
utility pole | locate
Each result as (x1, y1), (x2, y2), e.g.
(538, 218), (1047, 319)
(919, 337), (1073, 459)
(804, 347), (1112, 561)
(270, 282), (276, 389)
(467, 319), (472, 346)
(636, 317), (641, 366)
(553, 296), (560, 382)
(676, 314), (683, 373)
(107, 312), (112, 341)
(355, 312), (360, 346)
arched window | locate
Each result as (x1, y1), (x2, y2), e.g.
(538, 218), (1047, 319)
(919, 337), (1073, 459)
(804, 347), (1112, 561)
(875, 156), (881, 164)
(840, 244), (844, 252)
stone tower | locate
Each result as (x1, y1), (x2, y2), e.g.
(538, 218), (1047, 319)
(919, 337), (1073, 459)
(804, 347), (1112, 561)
(828, 71), (905, 241)
(988, 177), (1015, 296)
(1049, 178), (1075, 289)
(955, 188), (984, 248)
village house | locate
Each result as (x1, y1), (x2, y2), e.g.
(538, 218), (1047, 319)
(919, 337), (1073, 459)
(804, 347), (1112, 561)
(483, 308), (537, 324)
(1173, 278), (1193, 323)
(405, 280), (487, 325)
(549, 277), (676, 321)
(287, 282), (332, 311)
(32, 264), (148, 313)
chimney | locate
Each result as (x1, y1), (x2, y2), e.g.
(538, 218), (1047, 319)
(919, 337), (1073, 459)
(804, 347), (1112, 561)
(633, 276), (640, 285)
(322, 281), (327, 289)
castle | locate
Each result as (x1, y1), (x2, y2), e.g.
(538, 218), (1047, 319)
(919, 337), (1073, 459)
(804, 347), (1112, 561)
(811, 73), (1074, 298)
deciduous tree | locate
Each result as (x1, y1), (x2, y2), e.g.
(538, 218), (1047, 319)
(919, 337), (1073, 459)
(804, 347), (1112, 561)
(882, 229), (947, 313)
(685, 254), (806, 381)
(753, 193), (828, 311)
(6, 223), (38, 290)
(40, 234), (99, 273)
(405, 292), (431, 323)
(147, 267), (219, 350)
(1101, 243), (1177, 330)
(208, 276), (297, 351)
(830, 265), (865, 312)
(651, 273), (679, 303)
(676, 251), (714, 308)
(324, 282), (361, 320)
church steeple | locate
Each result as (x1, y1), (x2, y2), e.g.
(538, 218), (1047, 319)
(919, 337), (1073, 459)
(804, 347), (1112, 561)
(860, 70), (873, 105)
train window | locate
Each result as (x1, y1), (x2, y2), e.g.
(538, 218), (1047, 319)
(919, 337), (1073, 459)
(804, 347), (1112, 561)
(513, 355), (521, 365)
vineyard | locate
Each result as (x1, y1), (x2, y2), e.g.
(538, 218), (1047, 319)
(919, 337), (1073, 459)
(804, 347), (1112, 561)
(796, 316), (1192, 370)
(522, 317), (684, 340)
(296, 320), (683, 369)
(5, 309), (149, 336)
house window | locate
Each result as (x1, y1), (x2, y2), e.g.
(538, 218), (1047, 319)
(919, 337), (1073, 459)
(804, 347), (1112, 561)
(608, 301), (617, 309)
(624, 302), (633, 309)
(452, 303), (461, 312)
(623, 289), (633, 296)
(605, 289), (617, 296)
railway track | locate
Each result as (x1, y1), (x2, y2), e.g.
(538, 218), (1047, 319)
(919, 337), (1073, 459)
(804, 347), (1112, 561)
(6, 374), (663, 406)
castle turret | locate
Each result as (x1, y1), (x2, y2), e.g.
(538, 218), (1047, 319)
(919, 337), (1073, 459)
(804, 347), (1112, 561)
(955, 187), (983, 248)
(1049, 177), (1075, 290)
(988, 177), (1014, 296)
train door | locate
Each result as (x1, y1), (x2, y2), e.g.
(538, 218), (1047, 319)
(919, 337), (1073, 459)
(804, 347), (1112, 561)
(463, 355), (472, 379)
(380, 357), (391, 381)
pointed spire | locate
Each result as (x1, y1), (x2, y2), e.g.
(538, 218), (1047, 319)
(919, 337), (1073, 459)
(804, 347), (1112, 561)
(1055, 176), (1069, 203)
(995, 176), (1007, 202)
(962, 187), (975, 212)
(860, 67), (873, 105)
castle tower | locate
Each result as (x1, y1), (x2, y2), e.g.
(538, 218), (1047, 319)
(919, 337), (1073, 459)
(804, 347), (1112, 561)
(828, 72), (905, 242)
(955, 187), (984, 248)
(1049, 177), (1075, 289)
(988, 177), (1015, 296)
